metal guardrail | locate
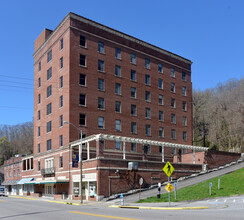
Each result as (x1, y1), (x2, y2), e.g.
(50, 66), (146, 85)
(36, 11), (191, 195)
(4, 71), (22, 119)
(41, 167), (55, 175)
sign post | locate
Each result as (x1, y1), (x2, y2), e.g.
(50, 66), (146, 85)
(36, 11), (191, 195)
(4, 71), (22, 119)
(163, 162), (174, 207)
(139, 177), (143, 200)
(209, 182), (212, 196)
(174, 182), (177, 200)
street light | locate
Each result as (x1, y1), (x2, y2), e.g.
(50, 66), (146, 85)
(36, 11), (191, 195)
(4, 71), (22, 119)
(64, 121), (83, 204)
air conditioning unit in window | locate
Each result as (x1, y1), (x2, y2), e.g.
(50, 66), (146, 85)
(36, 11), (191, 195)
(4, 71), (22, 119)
(128, 162), (138, 170)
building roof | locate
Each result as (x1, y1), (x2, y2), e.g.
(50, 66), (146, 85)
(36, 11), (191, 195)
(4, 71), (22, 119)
(33, 12), (192, 65)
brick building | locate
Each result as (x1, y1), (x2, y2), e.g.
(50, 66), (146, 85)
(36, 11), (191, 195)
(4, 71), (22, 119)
(5, 12), (233, 201)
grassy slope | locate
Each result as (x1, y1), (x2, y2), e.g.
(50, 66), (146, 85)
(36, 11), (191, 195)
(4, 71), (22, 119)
(137, 168), (244, 203)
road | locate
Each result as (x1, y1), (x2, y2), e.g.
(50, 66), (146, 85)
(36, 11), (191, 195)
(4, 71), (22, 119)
(0, 196), (243, 220)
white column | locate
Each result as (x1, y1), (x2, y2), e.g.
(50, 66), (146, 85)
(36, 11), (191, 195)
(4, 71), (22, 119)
(161, 146), (164, 162)
(123, 142), (126, 160)
(87, 142), (90, 160)
(193, 150), (196, 164)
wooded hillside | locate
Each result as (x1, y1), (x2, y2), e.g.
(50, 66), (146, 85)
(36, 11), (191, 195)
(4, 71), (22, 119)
(0, 122), (33, 165)
(193, 78), (244, 152)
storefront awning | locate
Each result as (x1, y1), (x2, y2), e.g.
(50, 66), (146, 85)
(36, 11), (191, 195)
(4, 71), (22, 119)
(31, 179), (69, 184)
(2, 179), (21, 186)
(17, 178), (34, 185)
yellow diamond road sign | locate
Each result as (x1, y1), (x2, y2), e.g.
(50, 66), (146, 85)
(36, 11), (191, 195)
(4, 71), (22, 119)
(163, 161), (174, 177)
(165, 183), (174, 192)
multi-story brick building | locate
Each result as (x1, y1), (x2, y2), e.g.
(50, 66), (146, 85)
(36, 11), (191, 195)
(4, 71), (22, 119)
(4, 12), (215, 201)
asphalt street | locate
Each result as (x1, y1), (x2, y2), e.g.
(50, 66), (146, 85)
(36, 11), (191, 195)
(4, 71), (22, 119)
(0, 196), (243, 220)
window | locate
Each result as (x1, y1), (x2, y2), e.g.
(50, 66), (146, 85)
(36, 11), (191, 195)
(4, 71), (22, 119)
(47, 85), (52, 98)
(47, 67), (52, 80)
(182, 72), (186, 81)
(47, 103), (52, 115)
(171, 98), (176, 108)
(98, 79), (104, 91)
(145, 58), (150, 69)
(145, 91), (150, 102)
(158, 79), (163, 89)
(79, 94), (86, 106)
(171, 83), (175, 93)
(80, 54), (86, 66)
(38, 161), (40, 171)
(60, 39), (63, 50)
(115, 48), (121, 59)
(98, 97), (104, 109)
(171, 147), (176, 155)
(59, 135), (63, 147)
(79, 114), (86, 126)
(115, 101), (121, 113)
(171, 114), (176, 124)
(38, 61), (41, 71)
(115, 65), (121, 77)
(115, 141), (121, 150)
(47, 50), (52, 63)
(182, 101), (187, 111)
(131, 87), (136, 98)
(131, 70), (136, 81)
(80, 35), (86, 47)
(144, 145), (150, 153)
(80, 74), (86, 86)
(60, 95), (63, 108)
(131, 104), (136, 116)
(60, 57), (63, 69)
(98, 60), (104, 72)
(171, 129), (176, 139)
(183, 131), (187, 141)
(183, 116), (187, 126)
(145, 108), (151, 119)
(182, 86), (187, 96)
(38, 127), (40, 137)
(159, 127), (164, 138)
(59, 76), (63, 88)
(60, 115), (63, 127)
(131, 143), (136, 151)
(38, 77), (41, 88)
(98, 42), (104, 53)
(131, 122), (137, 134)
(171, 68), (175, 77)
(38, 143), (40, 153)
(47, 121), (52, 133)
(98, 117), (104, 129)
(38, 94), (41, 104)
(60, 156), (63, 167)
(146, 124), (151, 136)
(115, 83), (121, 95)
(38, 110), (41, 120)
(115, 120), (121, 131)
(159, 95), (164, 105)
(47, 139), (52, 151)
(159, 111), (164, 121)
(130, 53), (136, 64)
(145, 74), (150, 85)
(158, 64), (163, 73)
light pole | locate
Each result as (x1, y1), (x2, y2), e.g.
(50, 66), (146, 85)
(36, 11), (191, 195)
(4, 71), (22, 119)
(64, 121), (83, 204)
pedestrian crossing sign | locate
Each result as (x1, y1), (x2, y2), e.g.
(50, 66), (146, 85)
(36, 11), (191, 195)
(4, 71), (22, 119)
(163, 161), (174, 177)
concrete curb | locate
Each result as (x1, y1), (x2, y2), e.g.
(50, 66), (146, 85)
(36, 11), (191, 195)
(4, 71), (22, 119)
(109, 205), (209, 210)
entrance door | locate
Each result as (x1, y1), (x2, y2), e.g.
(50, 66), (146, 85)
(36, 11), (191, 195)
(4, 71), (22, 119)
(45, 184), (54, 197)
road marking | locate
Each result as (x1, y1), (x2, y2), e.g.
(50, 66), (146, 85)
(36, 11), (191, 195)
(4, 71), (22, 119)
(109, 205), (208, 210)
(215, 199), (218, 202)
(233, 199), (236, 203)
(224, 200), (226, 202)
(69, 211), (142, 220)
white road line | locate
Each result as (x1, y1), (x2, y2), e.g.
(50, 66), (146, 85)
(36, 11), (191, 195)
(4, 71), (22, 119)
(233, 199), (236, 203)
(224, 200), (226, 202)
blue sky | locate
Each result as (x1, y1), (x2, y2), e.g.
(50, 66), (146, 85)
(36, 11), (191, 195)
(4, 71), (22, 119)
(0, 0), (243, 125)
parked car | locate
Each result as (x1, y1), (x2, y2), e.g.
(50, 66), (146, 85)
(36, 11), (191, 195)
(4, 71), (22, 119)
(0, 186), (7, 196)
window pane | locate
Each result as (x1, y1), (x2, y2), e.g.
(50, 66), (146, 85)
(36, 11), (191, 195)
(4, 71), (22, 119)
(171, 83), (175, 92)
(98, 97), (104, 109)
(98, 117), (104, 128)
(98, 78), (104, 91)
(47, 67), (52, 80)
(79, 94), (86, 106)
(158, 79), (163, 89)
(115, 120), (121, 131)
(158, 64), (163, 73)
(131, 70), (136, 81)
(80, 74), (86, 86)
(182, 72), (186, 81)
(115, 141), (121, 150)
(145, 91), (150, 102)
(145, 74), (150, 85)
(115, 101), (121, 113)
(115, 83), (121, 95)
(171, 68), (175, 77)
(80, 35), (86, 47)
(131, 54), (136, 64)
(80, 54), (86, 66)
(79, 114), (86, 126)
(115, 48), (121, 59)
(131, 105), (136, 116)
(131, 122), (136, 134)
(98, 60), (104, 72)
(115, 65), (121, 77)
(145, 58), (150, 69)
(131, 87), (136, 98)
(98, 42), (104, 53)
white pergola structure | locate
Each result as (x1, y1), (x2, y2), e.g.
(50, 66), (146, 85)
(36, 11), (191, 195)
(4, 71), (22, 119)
(70, 133), (208, 164)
